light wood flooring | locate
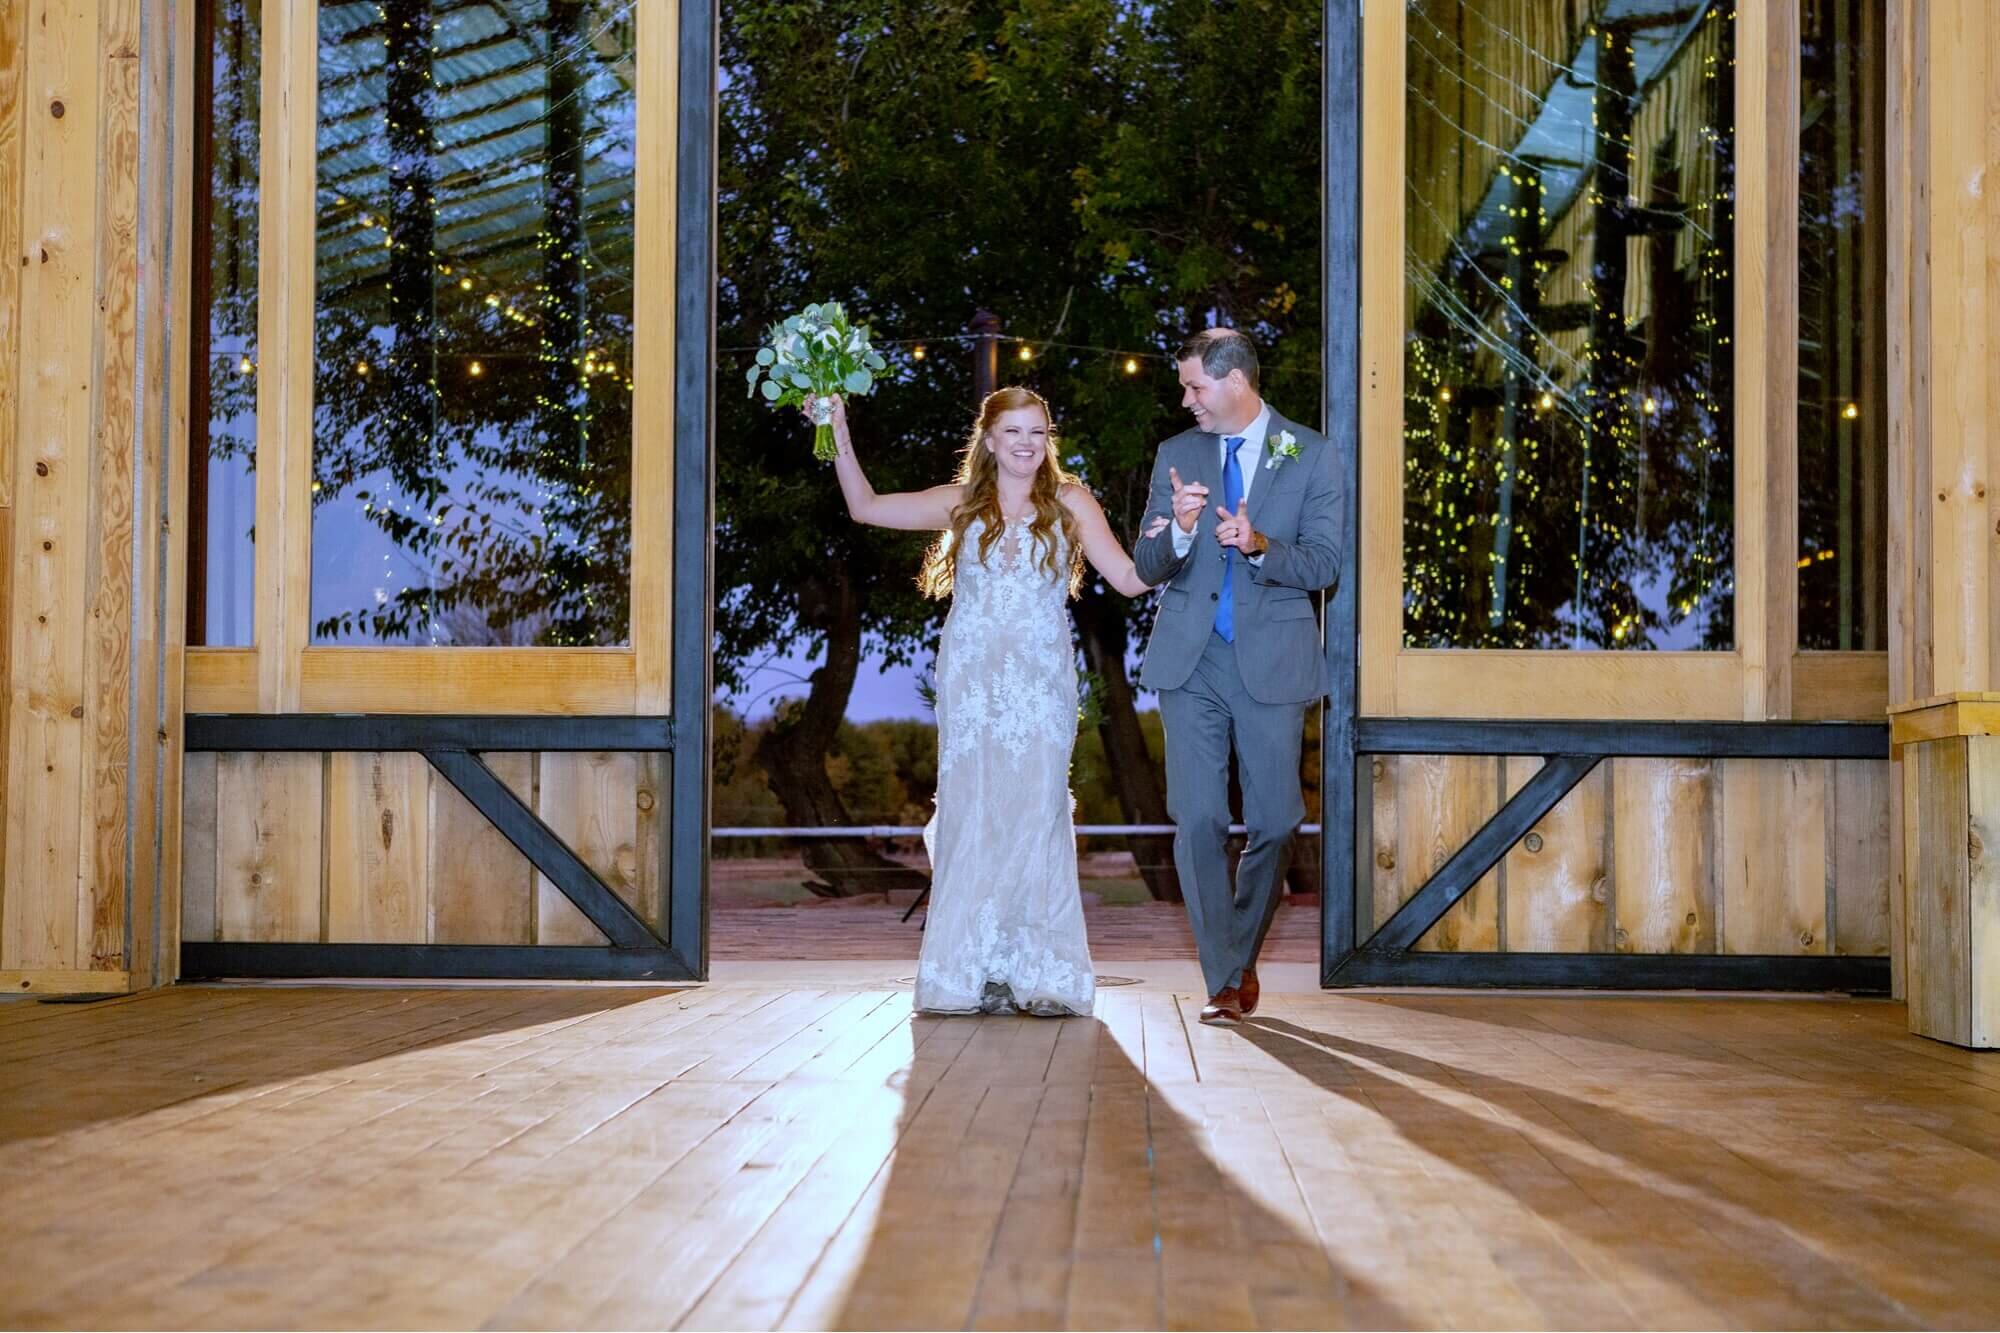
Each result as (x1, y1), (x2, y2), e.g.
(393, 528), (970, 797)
(3, 975), (1999, 1329)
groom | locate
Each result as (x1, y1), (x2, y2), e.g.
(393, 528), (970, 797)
(1134, 328), (1339, 1026)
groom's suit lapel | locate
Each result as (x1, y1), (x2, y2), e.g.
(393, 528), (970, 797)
(1247, 409), (1296, 532)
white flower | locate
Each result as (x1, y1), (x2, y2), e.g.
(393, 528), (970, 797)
(1264, 429), (1302, 470)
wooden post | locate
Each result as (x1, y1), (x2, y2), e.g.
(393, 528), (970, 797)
(1, 0), (182, 992)
(969, 308), (1000, 404)
(1886, 2), (2000, 1046)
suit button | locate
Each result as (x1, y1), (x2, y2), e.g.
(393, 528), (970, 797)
(1210, 592), (1219, 601)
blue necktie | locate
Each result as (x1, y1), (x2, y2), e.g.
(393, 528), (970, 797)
(1215, 436), (1246, 642)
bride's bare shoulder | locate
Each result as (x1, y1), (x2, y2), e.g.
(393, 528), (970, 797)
(1057, 482), (1105, 517)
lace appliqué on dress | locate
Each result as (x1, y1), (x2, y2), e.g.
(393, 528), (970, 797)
(914, 517), (1096, 1018)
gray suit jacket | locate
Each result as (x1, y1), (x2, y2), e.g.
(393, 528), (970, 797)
(1132, 410), (1339, 704)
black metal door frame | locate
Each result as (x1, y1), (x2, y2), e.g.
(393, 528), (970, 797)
(1314, 1), (1890, 994)
(180, 0), (718, 984)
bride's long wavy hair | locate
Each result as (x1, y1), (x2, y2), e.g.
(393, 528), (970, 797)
(918, 386), (1085, 600)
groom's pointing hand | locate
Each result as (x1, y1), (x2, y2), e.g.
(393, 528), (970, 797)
(1168, 466), (1209, 534)
(1214, 498), (1267, 556)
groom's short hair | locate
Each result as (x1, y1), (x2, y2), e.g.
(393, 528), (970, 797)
(1176, 327), (1260, 392)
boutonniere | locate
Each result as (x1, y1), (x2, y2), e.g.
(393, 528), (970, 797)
(1264, 429), (1301, 470)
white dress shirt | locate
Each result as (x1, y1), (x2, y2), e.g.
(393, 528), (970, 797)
(1171, 403), (1271, 561)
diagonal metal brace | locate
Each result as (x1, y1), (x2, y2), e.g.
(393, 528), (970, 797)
(1365, 753), (1601, 953)
(425, 749), (663, 950)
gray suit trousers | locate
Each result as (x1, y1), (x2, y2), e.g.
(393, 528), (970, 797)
(1158, 631), (1307, 999)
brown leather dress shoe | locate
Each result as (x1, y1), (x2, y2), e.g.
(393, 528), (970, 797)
(1238, 967), (1260, 1017)
(1199, 987), (1244, 1026)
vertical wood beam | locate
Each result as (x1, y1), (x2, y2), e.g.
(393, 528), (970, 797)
(254, 0), (310, 710)
(1766, 0), (1801, 717)
(5, 0), (104, 972)
(631, 0), (677, 714)
(0, 0), (27, 940)
(1356, 0), (1401, 715)
(152, 0), (201, 986)
(1736, 0), (1801, 721)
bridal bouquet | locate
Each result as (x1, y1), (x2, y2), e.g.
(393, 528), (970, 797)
(745, 301), (888, 460)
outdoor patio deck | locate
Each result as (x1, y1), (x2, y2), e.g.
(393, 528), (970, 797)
(4, 971), (1998, 1329)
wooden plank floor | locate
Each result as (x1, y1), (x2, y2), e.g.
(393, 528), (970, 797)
(3, 980), (1999, 1329)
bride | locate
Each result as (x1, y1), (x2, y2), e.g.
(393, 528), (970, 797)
(818, 386), (1161, 1016)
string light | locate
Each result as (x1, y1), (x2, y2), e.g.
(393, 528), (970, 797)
(238, 356), (254, 375)
(467, 360), (484, 377)
(1842, 402), (1860, 420)
(1018, 344), (1034, 362)
(1123, 357), (1139, 375)
(911, 344), (926, 361)
(356, 360), (370, 376)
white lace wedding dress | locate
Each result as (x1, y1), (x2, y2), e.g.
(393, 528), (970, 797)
(915, 515), (1096, 1016)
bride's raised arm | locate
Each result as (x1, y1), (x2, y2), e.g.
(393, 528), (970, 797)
(1060, 484), (1167, 598)
(815, 395), (962, 531)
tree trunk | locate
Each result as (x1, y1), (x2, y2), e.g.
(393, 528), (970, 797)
(754, 567), (931, 898)
(1074, 586), (1182, 902)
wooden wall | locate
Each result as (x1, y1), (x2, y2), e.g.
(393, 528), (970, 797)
(0, 0), (184, 994)
(1886, 2), (2000, 1029)
(1366, 755), (1892, 957)
(181, 750), (666, 945)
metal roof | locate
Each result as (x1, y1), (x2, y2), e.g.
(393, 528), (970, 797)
(312, 0), (638, 304)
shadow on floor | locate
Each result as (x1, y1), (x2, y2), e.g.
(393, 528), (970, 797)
(1240, 1014), (1984, 1327)
(0, 985), (675, 1148)
(827, 1014), (1409, 1331)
